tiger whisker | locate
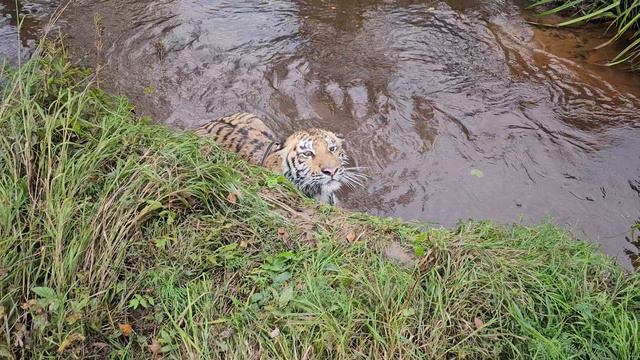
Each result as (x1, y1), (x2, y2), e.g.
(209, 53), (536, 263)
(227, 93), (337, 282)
(342, 174), (365, 188)
(344, 171), (367, 180)
(346, 173), (368, 181)
(343, 182), (357, 190)
(342, 180), (360, 191)
(344, 169), (369, 177)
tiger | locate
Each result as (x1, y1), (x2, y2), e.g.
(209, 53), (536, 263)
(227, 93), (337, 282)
(195, 112), (364, 205)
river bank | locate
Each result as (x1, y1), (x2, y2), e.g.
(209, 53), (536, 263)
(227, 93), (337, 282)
(529, 0), (640, 70)
(0, 42), (638, 359)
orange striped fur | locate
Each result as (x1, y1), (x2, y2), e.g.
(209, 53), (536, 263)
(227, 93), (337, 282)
(194, 112), (280, 169)
(196, 112), (364, 205)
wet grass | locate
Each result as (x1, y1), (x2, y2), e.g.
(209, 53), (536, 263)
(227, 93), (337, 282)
(531, 0), (640, 69)
(1, 42), (639, 359)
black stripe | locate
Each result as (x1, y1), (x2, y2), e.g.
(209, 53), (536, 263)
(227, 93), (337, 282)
(237, 127), (249, 136)
(260, 130), (278, 142)
(247, 139), (264, 158)
(234, 136), (248, 153)
(221, 126), (237, 143)
(221, 115), (236, 125)
(214, 123), (228, 136)
(285, 155), (295, 179)
(201, 122), (214, 132)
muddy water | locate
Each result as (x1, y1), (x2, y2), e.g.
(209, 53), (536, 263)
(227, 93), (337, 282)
(3, 0), (640, 269)
(0, 0), (55, 65)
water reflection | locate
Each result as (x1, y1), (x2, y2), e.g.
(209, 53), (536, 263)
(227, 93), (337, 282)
(59, 0), (640, 269)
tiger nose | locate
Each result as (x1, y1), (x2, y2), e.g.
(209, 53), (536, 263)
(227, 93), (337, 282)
(321, 167), (337, 176)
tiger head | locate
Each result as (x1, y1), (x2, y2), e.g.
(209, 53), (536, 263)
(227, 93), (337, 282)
(266, 128), (363, 205)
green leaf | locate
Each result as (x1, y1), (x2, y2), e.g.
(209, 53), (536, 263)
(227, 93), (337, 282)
(528, 0), (556, 9)
(414, 232), (428, 243)
(557, 2), (621, 26)
(161, 345), (177, 353)
(324, 263), (340, 272)
(278, 286), (294, 307)
(278, 251), (296, 260)
(155, 237), (168, 249)
(219, 243), (238, 252)
(116, 281), (127, 293)
(272, 272), (291, 284)
(414, 245), (426, 257)
(537, 0), (583, 17)
(402, 308), (416, 317)
(33, 314), (48, 330)
(206, 255), (219, 266)
(160, 210), (176, 225)
(266, 176), (279, 188)
(470, 169), (484, 178)
(32, 287), (57, 300)
(129, 298), (140, 309)
(141, 199), (164, 214)
(251, 293), (265, 303)
(609, 36), (640, 65)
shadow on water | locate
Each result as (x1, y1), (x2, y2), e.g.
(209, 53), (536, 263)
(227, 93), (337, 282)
(7, 0), (640, 269)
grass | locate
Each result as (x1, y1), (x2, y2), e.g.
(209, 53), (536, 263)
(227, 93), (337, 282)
(0, 41), (639, 359)
(632, 221), (640, 269)
(530, 0), (640, 69)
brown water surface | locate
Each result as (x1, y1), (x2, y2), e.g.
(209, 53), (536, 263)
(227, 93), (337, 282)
(0, 0), (55, 65)
(2, 0), (640, 269)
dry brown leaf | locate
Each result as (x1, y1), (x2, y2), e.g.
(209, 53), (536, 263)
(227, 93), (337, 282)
(21, 299), (36, 310)
(346, 230), (357, 242)
(239, 240), (248, 248)
(149, 338), (162, 355)
(277, 227), (297, 249)
(0, 268), (7, 277)
(302, 231), (317, 248)
(57, 333), (85, 353)
(384, 242), (417, 268)
(92, 342), (109, 349)
(474, 317), (484, 329)
(218, 327), (235, 339)
(227, 192), (239, 204)
(118, 323), (133, 337)
(66, 312), (82, 325)
(13, 323), (27, 348)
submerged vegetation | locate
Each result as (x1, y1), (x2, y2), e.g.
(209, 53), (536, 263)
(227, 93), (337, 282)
(0, 42), (639, 358)
(531, 0), (640, 69)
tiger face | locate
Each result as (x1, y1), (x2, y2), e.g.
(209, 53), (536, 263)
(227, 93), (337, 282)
(275, 128), (354, 205)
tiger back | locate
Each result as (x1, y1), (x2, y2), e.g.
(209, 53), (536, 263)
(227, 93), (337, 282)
(194, 112), (282, 170)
